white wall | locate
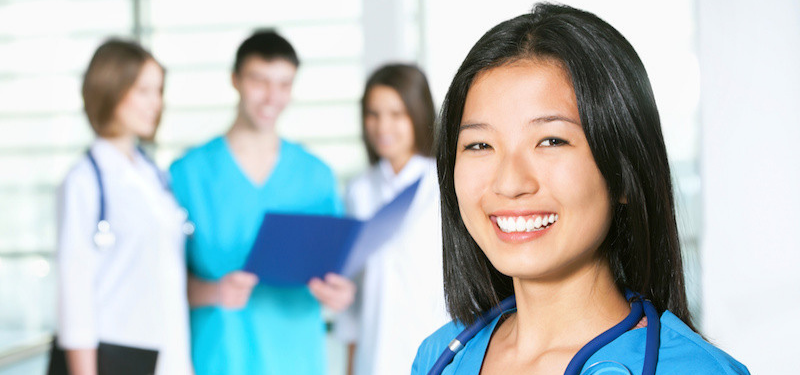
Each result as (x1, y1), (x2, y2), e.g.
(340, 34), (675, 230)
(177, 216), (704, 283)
(699, 0), (800, 373)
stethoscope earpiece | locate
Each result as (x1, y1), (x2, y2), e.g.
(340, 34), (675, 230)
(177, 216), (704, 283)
(182, 221), (195, 236)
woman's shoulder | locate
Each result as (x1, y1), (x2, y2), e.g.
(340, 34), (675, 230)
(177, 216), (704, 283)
(347, 164), (381, 191)
(60, 155), (96, 192)
(656, 311), (750, 374)
(412, 320), (465, 373)
(344, 164), (383, 217)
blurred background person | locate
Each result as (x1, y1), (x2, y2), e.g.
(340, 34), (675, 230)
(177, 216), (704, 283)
(52, 39), (193, 375)
(334, 64), (449, 375)
(169, 30), (354, 375)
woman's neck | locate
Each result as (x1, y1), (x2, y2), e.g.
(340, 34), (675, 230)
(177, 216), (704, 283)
(102, 134), (137, 161)
(387, 153), (414, 175)
(513, 266), (628, 347)
(484, 260), (629, 373)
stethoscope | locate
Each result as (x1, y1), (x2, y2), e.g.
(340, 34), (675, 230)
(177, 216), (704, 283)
(428, 289), (660, 375)
(86, 146), (195, 250)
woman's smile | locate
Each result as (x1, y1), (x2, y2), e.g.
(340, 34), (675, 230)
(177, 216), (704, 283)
(454, 59), (614, 280)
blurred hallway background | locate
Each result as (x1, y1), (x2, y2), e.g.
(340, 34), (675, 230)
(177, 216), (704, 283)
(0, 0), (797, 373)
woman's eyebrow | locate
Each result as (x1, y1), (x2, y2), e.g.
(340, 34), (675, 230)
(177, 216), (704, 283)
(530, 115), (580, 126)
(459, 115), (579, 131)
(458, 122), (489, 131)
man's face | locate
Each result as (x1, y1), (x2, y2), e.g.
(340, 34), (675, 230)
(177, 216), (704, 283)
(232, 56), (297, 132)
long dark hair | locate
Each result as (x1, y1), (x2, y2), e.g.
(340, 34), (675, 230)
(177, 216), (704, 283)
(438, 3), (691, 329)
(361, 64), (435, 164)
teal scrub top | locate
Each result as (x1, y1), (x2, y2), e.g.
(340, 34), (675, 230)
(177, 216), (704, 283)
(412, 309), (750, 375)
(170, 136), (343, 375)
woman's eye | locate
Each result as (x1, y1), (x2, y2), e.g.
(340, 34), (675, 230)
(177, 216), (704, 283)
(538, 138), (568, 147)
(464, 142), (491, 151)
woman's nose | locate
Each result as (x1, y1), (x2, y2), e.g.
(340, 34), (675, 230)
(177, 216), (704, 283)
(492, 152), (539, 199)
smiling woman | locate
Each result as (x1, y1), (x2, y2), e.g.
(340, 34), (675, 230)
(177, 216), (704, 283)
(411, 3), (749, 375)
(52, 39), (193, 375)
(456, 60), (616, 284)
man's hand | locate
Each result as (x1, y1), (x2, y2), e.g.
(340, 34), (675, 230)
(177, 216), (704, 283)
(217, 271), (259, 309)
(308, 273), (356, 312)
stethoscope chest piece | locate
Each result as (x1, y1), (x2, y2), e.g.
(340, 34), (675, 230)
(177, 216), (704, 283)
(93, 220), (116, 250)
(582, 360), (632, 374)
(178, 208), (195, 236)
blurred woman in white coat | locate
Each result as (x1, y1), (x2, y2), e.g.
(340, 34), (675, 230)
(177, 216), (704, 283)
(53, 39), (192, 375)
(334, 64), (450, 375)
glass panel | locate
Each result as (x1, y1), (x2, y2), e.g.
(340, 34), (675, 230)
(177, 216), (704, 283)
(148, 0), (361, 28)
(156, 109), (234, 146)
(151, 24), (363, 69)
(0, 190), (57, 253)
(0, 75), (83, 114)
(293, 63), (364, 102)
(162, 70), (238, 107)
(0, 153), (81, 187)
(0, 114), (92, 149)
(278, 103), (362, 141)
(305, 140), (369, 183)
(0, 0), (132, 37)
(0, 255), (56, 330)
(0, 35), (110, 75)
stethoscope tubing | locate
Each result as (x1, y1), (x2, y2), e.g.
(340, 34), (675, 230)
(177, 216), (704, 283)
(427, 295), (517, 374)
(86, 146), (192, 250)
(87, 146), (171, 222)
(428, 290), (660, 375)
(86, 149), (108, 225)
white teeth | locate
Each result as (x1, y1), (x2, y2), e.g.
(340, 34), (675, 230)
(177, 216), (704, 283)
(515, 217), (525, 232)
(496, 214), (558, 233)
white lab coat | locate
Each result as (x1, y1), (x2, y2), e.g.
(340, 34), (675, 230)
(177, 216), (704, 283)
(335, 155), (450, 375)
(56, 139), (192, 375)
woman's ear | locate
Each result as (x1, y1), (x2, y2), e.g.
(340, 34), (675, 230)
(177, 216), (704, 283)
(618, 194), (628, 205)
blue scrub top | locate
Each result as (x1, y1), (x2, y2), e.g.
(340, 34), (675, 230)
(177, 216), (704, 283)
(412, 308), (750, 375)
(170, 136), (343, 375)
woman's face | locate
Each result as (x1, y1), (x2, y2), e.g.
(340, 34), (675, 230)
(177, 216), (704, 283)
(364, 85), (416, 167)
(454, 59), (613, 281)
(112, 59), (164, 138)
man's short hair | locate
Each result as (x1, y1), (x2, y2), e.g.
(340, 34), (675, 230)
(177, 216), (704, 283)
(234, 29), (299, 73)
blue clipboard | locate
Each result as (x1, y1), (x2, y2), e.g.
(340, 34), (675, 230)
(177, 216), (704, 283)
(243, 178), (421, 286)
